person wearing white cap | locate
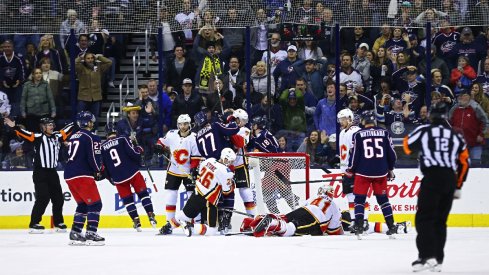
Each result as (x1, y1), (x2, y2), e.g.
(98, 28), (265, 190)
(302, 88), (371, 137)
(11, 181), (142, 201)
(353, 43), (371, 84)
(273, 43), (302, 94)
(59, 9), (87, 49)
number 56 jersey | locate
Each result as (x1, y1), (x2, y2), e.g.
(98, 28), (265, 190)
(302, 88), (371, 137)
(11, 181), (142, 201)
(195, 158), (235, 205)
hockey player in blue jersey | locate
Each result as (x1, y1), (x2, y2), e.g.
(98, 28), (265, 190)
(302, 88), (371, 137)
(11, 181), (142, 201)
(193, 109), (244, 160)
(101, 123), (157, 232)
(347, 110), (398, 239)
(64, 111), (105, 245)
(249, 116), (299, 214)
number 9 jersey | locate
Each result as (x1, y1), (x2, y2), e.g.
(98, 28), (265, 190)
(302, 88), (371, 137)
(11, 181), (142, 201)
(195, 158), (235, 205)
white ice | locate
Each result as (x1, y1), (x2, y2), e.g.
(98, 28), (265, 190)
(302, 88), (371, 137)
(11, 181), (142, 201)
(1, 228), (488, 275)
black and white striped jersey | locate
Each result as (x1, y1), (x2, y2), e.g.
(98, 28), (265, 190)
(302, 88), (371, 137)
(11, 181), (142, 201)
(403, 123), (470, 188)
(14, 123), (74, 169)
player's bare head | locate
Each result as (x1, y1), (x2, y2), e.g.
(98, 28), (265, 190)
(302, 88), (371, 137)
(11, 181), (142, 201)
(177, 114), (191, 134)
(220, 148), (237, 166)
(337, 108), (354, 129)
(233, 109), (248, 127)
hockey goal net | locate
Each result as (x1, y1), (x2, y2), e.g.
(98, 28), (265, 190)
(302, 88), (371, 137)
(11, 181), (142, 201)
(246, 152), (310, 215)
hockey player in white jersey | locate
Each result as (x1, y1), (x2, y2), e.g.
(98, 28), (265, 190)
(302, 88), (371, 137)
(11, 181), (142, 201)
(246, 186), (343, 237)
(218, 109), (255, 233)
(166, 148), (236, 236)
(337, 108), (369, 232)
(155, 114), (201, 235)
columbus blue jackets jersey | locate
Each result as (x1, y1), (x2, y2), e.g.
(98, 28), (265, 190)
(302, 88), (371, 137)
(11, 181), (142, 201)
(251, 130), (279, 153)
(348, 126), (397, 178)
(196, 121), (240, 159)
(64, 129), (102, 180)
(101, 136), (142, 184)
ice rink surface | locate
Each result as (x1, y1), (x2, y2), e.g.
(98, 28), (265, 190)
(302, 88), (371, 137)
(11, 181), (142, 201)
(1, 228), (488, 275)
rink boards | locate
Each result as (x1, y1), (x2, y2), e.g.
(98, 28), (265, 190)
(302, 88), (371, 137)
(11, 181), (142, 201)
(0, 168), (488, 229)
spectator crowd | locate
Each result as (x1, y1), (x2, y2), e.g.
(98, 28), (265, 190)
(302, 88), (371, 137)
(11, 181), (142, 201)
(1, 0), (489, 169)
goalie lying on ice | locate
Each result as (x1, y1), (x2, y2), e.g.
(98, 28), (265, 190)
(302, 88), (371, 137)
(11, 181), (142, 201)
(242, 186), (411, 237)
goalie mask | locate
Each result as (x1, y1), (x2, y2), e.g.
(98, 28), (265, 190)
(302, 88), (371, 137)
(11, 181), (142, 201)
(177, 114), (191, 134)
(317, 185), (334, 202)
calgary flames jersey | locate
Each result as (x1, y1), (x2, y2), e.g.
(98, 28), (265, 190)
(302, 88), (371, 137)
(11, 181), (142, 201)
(234, 126), (251, 167)
(303, 197), (341, 234)
(339, 125), (360, 172)
(157, 130), (200, 176)
(196, 158), (235, 205)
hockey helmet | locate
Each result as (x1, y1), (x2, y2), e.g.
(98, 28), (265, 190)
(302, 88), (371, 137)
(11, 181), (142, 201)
(177, 114), (191, 125)
(220, 147), (237, 165)
(317, 185), (334, 202)
(430, 102), (449, 121)
(233, 109), (249, 124)
(76, 111), (96, 128)
(194, 110), (209, 128)
(105, 122), (117, 136)
(337, 108), (354, 122)
(251, 115), (267, 129)
(361, 110), (376, 126)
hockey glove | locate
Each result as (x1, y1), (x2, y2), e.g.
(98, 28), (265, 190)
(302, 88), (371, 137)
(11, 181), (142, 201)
(190, 167), (199, 182)
(94, 172), (105, 181)
(154, 144), (165, 156)
(387, 170), (396, 181)
(344, 169), (354, 178)
(453, 189), (462, 200)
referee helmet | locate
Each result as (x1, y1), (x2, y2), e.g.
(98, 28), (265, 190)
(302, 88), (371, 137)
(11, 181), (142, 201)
(429, 102), (449, 121)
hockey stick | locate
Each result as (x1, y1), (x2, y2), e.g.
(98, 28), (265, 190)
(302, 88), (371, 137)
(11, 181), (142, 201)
(210, 55), (225, 114)
(219, 207), (254, 218)
(274, 170), (341, 185)
(160, 153), (194, 181)
(225, 231), (254, 236)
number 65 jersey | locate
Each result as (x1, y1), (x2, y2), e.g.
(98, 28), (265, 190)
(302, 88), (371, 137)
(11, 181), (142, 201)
(195, 158), (235, 205)
(348, 126), (397, 178)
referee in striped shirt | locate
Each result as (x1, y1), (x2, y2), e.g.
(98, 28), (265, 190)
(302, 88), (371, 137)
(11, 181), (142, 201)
(4, 117), (74, 233)
(403, 102), (470, 272)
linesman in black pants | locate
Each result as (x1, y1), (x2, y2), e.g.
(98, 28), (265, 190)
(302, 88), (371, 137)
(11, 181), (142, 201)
(403, 102), (470, 272)
(4, 117), (74, 233)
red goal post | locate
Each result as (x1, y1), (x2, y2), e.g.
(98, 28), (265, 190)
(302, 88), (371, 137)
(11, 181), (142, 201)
(245, 152), (311, 215)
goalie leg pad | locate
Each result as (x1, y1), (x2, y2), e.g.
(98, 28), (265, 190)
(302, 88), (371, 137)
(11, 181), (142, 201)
(239, 187), (256, 216)
(281, 222), (297, 237)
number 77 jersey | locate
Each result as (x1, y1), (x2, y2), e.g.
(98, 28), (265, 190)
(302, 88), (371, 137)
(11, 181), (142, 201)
(195, 158), (235, 205)
(348, 126), (397, 178)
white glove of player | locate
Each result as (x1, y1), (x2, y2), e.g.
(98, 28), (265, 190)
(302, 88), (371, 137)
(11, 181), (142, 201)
(453, 189), (462, 200)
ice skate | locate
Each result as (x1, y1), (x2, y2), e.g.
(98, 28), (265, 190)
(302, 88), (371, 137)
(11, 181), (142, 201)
(396, 221), (411, 234)
(353, 223), (363, 240)
(55, 223), (68, 233)
(29, 224), (45, 234)
(157, 222), (173, 235)
(148, 212), (157, 229)
(182, 222), (193, 237)
(133, 217), (142, 232)
(412, 258), (439, 272)
(68, 231), (86, 246)
(85, 231), (105, 246)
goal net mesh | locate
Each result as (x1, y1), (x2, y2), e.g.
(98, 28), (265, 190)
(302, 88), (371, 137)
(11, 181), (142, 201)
(1, 1), (485, 34)
(247, 152), (310, 215)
